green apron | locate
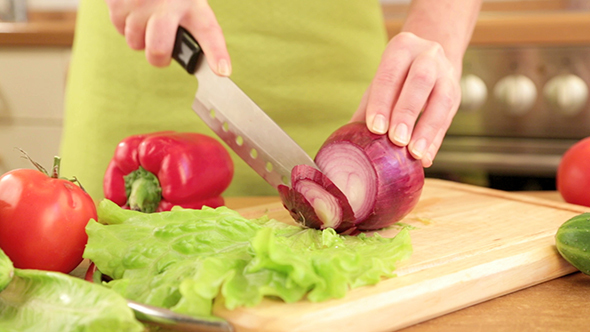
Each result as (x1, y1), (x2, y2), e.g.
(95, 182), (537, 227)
(60, 0), (387, 199)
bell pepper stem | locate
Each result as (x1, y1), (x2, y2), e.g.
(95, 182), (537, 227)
(124, 167), (162, 213)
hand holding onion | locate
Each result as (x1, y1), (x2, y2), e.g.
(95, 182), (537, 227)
(279, 122), (424, 234)
(351, 32), (462, 168)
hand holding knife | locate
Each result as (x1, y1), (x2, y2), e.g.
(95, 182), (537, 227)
(172, 27), (318, 189)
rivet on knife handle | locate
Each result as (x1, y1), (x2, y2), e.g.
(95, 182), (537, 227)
(173, 27), (202, 74)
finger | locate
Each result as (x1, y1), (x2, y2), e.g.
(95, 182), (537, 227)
(364, 46), (413, 136)
(105, 0), (131, 35)
(408, 75), (458, 161)
(422, 128), (446, 168)
(124, 5), (155, 50)
(423, 112), (454, 169)
(182, 1), (231, 76)
(387, 48), (439, 147)
(144, 12), (180, 67)
(350, 87), (370, 123)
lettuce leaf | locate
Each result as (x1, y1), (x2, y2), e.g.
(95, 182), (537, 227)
(0, 248), (14, 292)
(84, 199), (412, 318)
(0, 268), (144, 332)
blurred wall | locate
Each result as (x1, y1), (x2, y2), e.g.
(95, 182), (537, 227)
(27, 0), (78, 11)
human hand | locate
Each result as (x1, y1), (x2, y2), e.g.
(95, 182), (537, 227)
(105, 0), (231, 76)
(351, 32), (461, 168)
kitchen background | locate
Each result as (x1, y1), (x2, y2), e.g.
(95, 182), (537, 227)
(1, 0), (589, 191)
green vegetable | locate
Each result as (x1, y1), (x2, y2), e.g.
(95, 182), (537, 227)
(84, 199), (412, 318)
(0, 248), (14, 292)
(0, 268), (144, 332)
(556, 212), (590, 275)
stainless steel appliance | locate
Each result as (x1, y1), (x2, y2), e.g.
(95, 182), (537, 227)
(427, 45), (590, 190)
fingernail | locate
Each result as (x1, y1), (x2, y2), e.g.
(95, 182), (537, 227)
(422, 152), (433, 168)
(393, 123), (410, 145)
(411, 138), (427, 159)
(371, 114), (388, 134)
(217, 59), (231, 76)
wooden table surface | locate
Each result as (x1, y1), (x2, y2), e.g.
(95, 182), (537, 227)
(223, 191), (590, 332)
(7, 7), (590, 48)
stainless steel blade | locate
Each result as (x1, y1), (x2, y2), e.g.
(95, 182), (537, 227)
(190, 56), (317, 188)
(172, 26), (317, 188)
(128, 300), (234, 332)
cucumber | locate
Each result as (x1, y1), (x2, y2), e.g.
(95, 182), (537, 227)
(555, 212), (590, 275)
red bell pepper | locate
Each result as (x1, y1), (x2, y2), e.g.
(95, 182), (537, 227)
(104, 131), (234, 212)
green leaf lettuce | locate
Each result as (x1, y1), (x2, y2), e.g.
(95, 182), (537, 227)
(0, 268), (143, 332)
(84, 199), (412, 319)
(0, 248), (14, 292)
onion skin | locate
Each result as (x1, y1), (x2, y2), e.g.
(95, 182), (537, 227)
(279, 122), (424, 233)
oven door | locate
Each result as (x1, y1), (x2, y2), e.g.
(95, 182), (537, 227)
(426, 136), (577, 190)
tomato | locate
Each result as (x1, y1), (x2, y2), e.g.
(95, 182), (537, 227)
(557, 137), (590, 207)
(0, 165), (97, 273)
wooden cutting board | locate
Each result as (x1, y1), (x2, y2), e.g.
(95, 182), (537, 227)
(214, 179), (588, 332)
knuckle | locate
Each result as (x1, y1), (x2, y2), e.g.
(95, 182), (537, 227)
(373, 70), (397, 87)
(369, 98), (393, 115)
(147, 50), (171, 67)
(422, 119), (441, 134)
(440, 78), (461, 109)
(396, 106), (420, 118)
(192, 17), (222, 36)
(429, 42), (445, 57)
(392, 31), (418, 46)
(437, 89), (456, 111)
(373, 56), (410, 87)
(411, 65), (436, 89)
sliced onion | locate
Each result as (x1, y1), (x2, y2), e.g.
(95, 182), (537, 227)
(315, 142), (376, 222)
(278, 165), (355, 231)
(279, 122), (424, 233)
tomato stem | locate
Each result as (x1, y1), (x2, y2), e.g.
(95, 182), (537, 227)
(52, 156), (61, 179)
(17, 148), (48, 175)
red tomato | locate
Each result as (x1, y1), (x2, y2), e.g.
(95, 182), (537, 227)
(557, 137), (590, 207)
(0, 168), (97, 273)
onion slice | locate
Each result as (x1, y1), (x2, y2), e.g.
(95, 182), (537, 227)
(278, 165), (355, 231)
(279, 122), (424, 233)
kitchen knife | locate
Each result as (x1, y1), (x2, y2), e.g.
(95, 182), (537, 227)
(172, 27), (318, 188)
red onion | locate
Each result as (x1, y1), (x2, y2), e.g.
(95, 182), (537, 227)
(279, 122), (424, 234)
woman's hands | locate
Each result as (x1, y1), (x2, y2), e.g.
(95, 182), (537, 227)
(351, 32), (461, 168)
(105, 0), (231, 76)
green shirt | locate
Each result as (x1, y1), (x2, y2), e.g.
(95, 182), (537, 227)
(60, 0), (387, 199)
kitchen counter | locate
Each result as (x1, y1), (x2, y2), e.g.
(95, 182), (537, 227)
(0, 11), (76, 46)
(5, 7), (590, 47)
(384, 10), (590, 46)
(224, 191), (589, 332)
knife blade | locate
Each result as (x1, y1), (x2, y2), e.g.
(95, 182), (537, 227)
(172, 27), (318, 188)
(128, 300), (234, 332)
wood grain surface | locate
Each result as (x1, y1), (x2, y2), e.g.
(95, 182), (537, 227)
(68, 181), (590, 332)
(214, 179), (588, 332)
(225, 189), (590, 332)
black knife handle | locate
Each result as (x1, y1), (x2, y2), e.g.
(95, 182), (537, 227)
(172, 27), (203, 74)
